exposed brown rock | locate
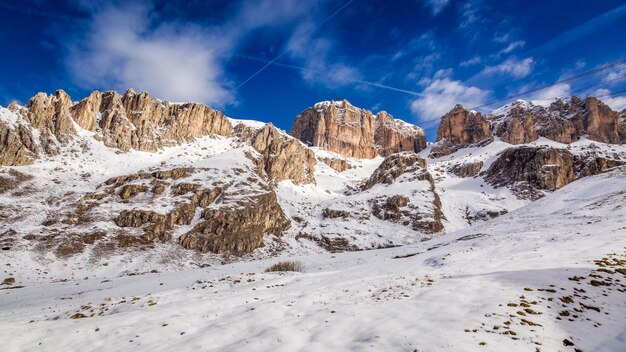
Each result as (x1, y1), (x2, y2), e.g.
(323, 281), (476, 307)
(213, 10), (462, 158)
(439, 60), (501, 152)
(119, 184), (149, 200)
(290, 100), (426, 159)
(319, 157), (352, 172)
(251, 124), (315, 184)
(115, 210), (166, 227)
(574, 155), (625, 178)
(485, 146), (575, 199)
(490, 97), (624, 145)
(430, 105), (493, 158)
(322, 208), (351, 219)
(362, 152), (444, 233)
(179, 190), (290, 254)
(0, 89), (233, 165)
(290, 100), (377, 159)
(362, 152), (427, 190)
(374, 111), (426, 156)
(448, 160), (483, 178)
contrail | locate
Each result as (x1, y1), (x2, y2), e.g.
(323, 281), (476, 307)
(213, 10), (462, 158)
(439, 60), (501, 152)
(235, 0), (356, 90)
(236, 54), (424, 97)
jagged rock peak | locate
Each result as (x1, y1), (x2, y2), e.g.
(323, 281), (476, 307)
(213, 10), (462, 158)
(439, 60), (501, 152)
(489, 96), (623, 145)
(429, 104), (492, 158)
(0, 89), (233, 166)
(429, 96), (624, 158)
(290, 99), (426, 159)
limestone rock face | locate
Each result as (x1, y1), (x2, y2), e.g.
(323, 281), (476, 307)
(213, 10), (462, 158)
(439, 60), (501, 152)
(583, 97), (622, 144)
(290, 100), (425, 159)
(362, 152), (427, 190)
(0, 118), (40, 165)
(362, 152), (443, 233)
(430, 105), (492, 158)
(290, 100), (377, 159)
(485, 146), (576, 199)
(250, 124), (316, 184)
(318, 157), (352, 172)
(0, 89), (233, 165)
(490, 97), (623, 145)
(573, 154), (625, 178)
(374, 111), (426, 156)
(448, 160), (483, 178)
(179, 190), (290, 254)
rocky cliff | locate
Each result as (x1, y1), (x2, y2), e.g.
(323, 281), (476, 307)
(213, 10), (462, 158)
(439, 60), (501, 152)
(485, 146), (576, 199)
(429, 105), (492, 158)
(431, 96), (624, 158)
(0, 89), (233, 165)
(490, 97), (623, 145)
(290, 100), (425, 159)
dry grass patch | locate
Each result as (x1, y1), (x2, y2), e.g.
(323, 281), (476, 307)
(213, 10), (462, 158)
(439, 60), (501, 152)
(265, 261), (304, 273)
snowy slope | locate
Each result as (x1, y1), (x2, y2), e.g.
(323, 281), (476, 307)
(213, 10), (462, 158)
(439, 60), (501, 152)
(1, 167), (624, 351)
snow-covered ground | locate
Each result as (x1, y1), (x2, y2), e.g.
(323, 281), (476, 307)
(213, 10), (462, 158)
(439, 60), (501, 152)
(1, 167), (625, 351)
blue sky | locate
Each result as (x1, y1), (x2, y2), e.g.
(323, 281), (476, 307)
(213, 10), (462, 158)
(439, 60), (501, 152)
(1, 0), (625, 140)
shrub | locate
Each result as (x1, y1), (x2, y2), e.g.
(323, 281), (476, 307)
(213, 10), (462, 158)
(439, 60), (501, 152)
(264, 261), (304, 273)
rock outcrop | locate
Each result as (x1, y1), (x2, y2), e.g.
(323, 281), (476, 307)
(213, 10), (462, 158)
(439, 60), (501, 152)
(362, 152), (427, 190)
(485, 146), (576, 199)
(490, 97), (623, 145)
(448, 160), (483, 178)
(318, 157), (352, 172)
(248, 124), (315, 184)
(363, 152), (443, 233)
(290, 100), (377, 159)
(179, 190), (290, 254)
(0, 89), (233, 165)
(430, 97), (624, 158)
(290, 100), (425, 159)
(430, 105), (492, 158)
(374, 111), (426, 156)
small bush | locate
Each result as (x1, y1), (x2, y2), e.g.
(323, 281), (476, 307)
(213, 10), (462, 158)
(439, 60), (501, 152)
(265, 261), (303, 273)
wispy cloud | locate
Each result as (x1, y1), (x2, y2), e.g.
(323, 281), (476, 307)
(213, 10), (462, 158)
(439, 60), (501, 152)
(64, 0), (321, 107)
(482, 57), (534, 79)
(286, 21), (362, 88)
(459, 56), (482, 67)
(424, 0), (450, 16)
(410, 70), (490, 122)
(529, 83), (571, 102)
(497, 40), (525, 56)
(596, 88), (626, 111)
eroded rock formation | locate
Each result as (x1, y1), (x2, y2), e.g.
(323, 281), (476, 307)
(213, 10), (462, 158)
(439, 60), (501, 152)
(290, 100), (425, 159)
(0, 89), (233, 165)
(249, 124), (315, 184)
(485, 146), (576, 199)
(448, 160), (483, 178)
(490, 97), (623, 145)
(362, 152), (427, 190)
(430, 105), (492, 158)
(374, 111), (426, 156)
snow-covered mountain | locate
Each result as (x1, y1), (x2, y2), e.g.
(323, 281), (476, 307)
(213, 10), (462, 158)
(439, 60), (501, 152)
(1, 90), (625, 351)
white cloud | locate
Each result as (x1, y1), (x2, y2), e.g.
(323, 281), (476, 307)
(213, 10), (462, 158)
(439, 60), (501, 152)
(459, 0), (482, 30)
(65, 1), (321, 107)
(482, 57), (534, 79)
(493, 32), (510, 43)
(497, 40), (525, 56)
(67, 4), (232, 106)
(410, 73), (490, 122)
(286, 22), (362, 88)
(596, 89), (626, 111)
(603, 65), (626, 84)
(529, 83), (571, 102)
(575, 60), (586, 70)
(424, 0), (450, 16)
(459, 56), (481, 67)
